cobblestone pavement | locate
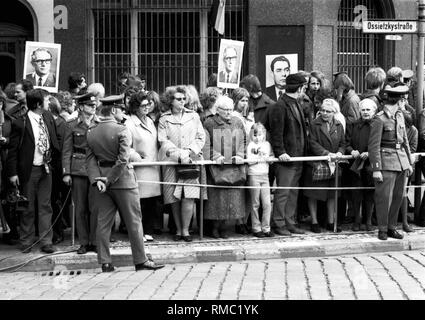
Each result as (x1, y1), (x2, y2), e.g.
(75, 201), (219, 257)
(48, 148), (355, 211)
(1, 250), (425, 300)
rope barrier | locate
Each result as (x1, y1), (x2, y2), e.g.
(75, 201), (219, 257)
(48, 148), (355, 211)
(135, 179), (425, 190)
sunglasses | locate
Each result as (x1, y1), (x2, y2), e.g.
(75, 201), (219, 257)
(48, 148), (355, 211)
(174, 97), (186, 102)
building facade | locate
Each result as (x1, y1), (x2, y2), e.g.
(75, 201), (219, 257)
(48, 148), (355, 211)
(0, 0), (418, 95)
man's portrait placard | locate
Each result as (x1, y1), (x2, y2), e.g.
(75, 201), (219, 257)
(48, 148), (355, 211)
(264, 54), (298, 101)
(217, 39), (244, 89)
(23, 41), (61, 93)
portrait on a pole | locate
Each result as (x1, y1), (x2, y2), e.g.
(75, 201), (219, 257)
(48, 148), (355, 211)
(23, 41), (61, 93)
(265, 54), (298, 101)
(217, 39), (244, 89)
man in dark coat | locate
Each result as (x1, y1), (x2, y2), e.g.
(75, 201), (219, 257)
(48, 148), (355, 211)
(267, 73), (309, 236)
(6, 89), (60, 253)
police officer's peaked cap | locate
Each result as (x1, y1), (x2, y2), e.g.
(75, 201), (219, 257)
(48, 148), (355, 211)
(384, 84), (409, 97)
(99, 94), (125, 107)
(75, 92), (97, 105)
(402, 69), (414, 80)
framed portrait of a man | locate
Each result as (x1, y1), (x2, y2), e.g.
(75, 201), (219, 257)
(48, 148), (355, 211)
(265, 54), (298, 101)
(23, 41), (61, 93)
(217, 39), (244, 89)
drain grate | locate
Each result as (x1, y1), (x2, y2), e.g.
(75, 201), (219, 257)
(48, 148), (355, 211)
(41, 270), (83, 277)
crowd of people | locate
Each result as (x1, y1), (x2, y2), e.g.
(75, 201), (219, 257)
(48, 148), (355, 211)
(1, 65), (425, 267)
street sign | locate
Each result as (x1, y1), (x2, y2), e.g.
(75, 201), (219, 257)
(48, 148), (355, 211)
(362, 20), (417, 33)
(385, 35), (403, 40)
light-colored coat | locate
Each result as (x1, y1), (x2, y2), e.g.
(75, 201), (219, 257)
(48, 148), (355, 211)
(158, 108), (207, 204)
(126, 114), (162, 198)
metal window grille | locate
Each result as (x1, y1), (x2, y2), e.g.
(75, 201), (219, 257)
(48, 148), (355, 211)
(337, 0), (381, 94)
(88, 0), (246, 94)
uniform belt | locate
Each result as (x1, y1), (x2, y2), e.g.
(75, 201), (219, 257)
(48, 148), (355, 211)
(381, 143), (401, 149)
(73, 147), (86, 154)
(98, 160), (115, 167)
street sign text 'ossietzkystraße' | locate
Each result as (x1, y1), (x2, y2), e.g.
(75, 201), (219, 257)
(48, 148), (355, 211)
(362, 20), (417, 33)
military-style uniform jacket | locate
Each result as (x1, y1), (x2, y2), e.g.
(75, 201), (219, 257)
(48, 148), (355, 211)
(368, 106), (412, 172)
(86, 116), (137, 189)
(62, 114), (98, 177)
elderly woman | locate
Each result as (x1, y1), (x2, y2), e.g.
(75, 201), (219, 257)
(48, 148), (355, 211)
(346, 98), (377, 231)
(203, 95), (247, 238)
(126, 91), (162, 241)
(304, 98), (346, 233)
(158, 86), (206, 242)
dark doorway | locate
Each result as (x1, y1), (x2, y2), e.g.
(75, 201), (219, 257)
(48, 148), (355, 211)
(0, 55), (16, 89)
(0, 0), (34, 88)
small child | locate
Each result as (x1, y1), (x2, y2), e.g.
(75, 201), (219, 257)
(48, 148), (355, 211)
(246, 123), (274, 238)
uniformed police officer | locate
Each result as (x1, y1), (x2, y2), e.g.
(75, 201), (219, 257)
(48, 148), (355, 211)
(62, 92), (98, 254)
(86, 95), (164, 272)
(368, 85), (413, 241)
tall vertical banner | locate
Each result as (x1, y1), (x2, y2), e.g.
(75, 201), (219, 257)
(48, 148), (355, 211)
(210, 0), (226, 35)
(217, 39), (244, 89)
(23, 41), (61, 93)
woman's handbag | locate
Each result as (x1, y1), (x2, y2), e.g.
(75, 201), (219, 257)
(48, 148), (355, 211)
(176, 164), (200, 180)
(312, 161), (332, 181)
(209, 164), (247, 186)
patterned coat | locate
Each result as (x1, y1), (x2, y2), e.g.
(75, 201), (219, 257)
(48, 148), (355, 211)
(303, 116), (346, 201)
(157, 108), (207, 204)
(203, 114), (246, 220)
(125, 114), (161, 198)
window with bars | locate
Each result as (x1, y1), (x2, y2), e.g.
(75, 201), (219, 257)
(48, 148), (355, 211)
(88, 0), (246, 95)
(337, 0), (393, 94)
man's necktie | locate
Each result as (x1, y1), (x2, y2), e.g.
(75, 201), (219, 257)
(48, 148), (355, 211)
(226, 74), (230, 83)
(278, 90), (283, 99)
(38, 77), (43, 86)
(37, 117), (49, 156)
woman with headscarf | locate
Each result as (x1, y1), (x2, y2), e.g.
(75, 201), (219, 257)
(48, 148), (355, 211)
(304, 98), (346, 233)
(203, 95), (247, 238)
(345, 98), (378, 231)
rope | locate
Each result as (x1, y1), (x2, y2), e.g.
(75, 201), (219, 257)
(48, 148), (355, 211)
(136, 179), (423, 191)
(0, 188), (74, 268)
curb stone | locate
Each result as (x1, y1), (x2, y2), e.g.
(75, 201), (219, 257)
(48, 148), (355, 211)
(1, 230), (425, 272)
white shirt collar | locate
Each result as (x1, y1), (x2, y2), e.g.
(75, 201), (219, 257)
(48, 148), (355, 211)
(32, 72), (49, 86)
